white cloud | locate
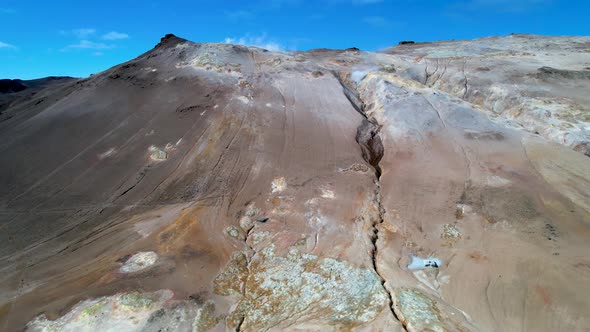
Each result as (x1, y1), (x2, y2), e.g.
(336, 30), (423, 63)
(59, 29), (127, 54)
(0, 41), (17, 49)
(101, 31), (129, 40)
(62, 40), (113, 51)
(72, 28), (96, 38)
(223, 34), (284, 51)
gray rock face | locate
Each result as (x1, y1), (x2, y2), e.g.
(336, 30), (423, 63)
(0, 34), (589, 331)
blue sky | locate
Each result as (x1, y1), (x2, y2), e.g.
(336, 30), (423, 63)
(0, 0), (588, 79)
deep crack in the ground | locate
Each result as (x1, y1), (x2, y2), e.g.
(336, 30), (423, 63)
(362, 126), (406, 330)
(344, 74), (407, 330)
(356, 119), (384, 179)
(370, 187), (402, 326)
(236, 222), (256, 332)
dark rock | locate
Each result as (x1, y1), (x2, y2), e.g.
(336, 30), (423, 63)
(380, 65), (396, 73)
(356, 119), (384, 178)
(155, 33), (188, 49)
(189, 292), (207, 305)
(536, 66), (590, 80)
(475, 67), (491, 72)
(464, 131), (505, 141)
(116, 254), (131, 263)
(256, 217), (269, 223)
(312, 71), (324, 78)
(573, 142), (590, 157)
(146, 308), (166, 323)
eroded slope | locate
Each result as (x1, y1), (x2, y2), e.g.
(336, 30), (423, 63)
(0, 34), (589, 332)
(382, 34), (590, 156)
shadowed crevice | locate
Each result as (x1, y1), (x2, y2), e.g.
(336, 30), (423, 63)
(356, 119), (384, 179)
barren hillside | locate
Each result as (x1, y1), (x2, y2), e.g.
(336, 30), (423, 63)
(1, 34), (589, 331)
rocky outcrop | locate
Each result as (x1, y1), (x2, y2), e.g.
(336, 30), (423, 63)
(382, 34), (590, 157)
(0, 34), (589, 331)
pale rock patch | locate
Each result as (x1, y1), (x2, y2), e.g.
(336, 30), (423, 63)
(119, 251), (158, 273)
(224, 226), (241, 238)
(320, 188), (335, 199)
(485, 175), (511, 187)
(236, 95), (250, 104)
(26, 291), (173, 332)
(148, 145), (167, 161)
(271, 177), (287, 193)
(214, 245), (389, 330)
(98, 148), (116, 159)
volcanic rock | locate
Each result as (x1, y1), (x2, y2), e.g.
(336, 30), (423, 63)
(0, 34), (589, 331)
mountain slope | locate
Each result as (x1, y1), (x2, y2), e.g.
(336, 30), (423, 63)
(0, 34), (589, 331)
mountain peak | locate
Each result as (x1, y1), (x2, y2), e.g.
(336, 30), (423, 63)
(154, 33), (188, 49)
